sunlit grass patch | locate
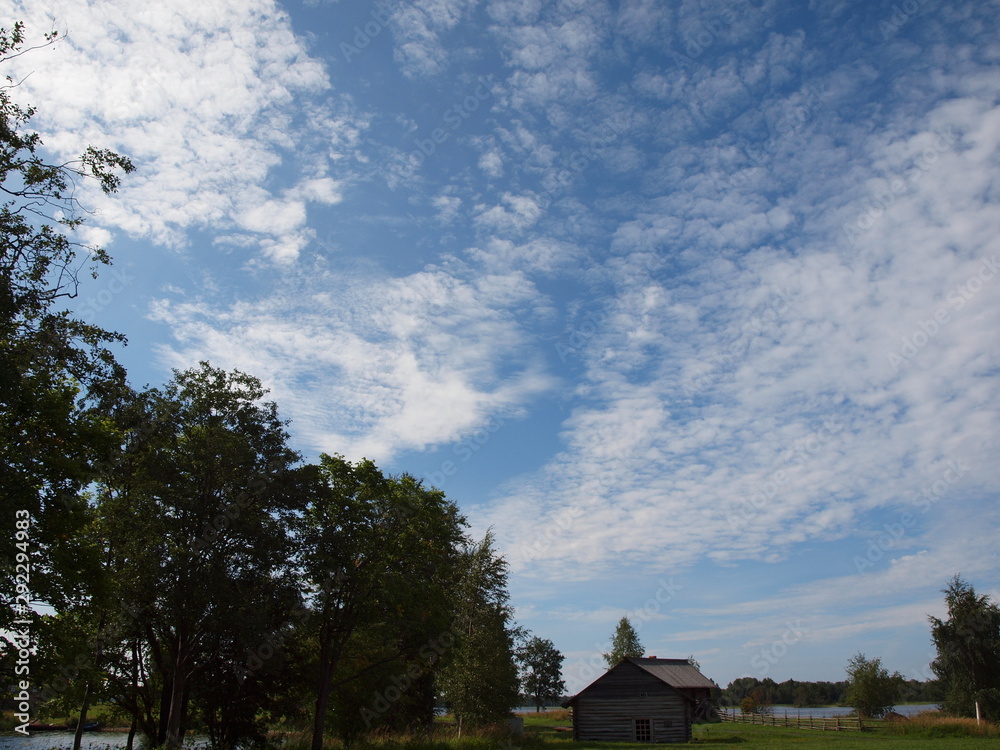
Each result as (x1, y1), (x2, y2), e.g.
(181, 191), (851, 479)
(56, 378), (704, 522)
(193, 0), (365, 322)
(881, 710), (1000, 738)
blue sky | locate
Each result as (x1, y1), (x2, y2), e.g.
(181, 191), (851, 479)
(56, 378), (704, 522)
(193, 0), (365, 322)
(7, 0), (999, 693)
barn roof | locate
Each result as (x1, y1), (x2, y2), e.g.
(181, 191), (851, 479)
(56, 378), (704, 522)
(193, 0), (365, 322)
(628, 657), (716, 689)
(564, 657), (715, 706)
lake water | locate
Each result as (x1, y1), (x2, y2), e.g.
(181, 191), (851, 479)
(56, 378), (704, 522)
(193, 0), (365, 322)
(0, 734), (209, 750)
(726, 703), (938, 718)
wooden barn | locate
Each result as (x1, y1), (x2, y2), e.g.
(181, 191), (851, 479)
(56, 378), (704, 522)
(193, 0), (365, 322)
(562, 657), (716, 743)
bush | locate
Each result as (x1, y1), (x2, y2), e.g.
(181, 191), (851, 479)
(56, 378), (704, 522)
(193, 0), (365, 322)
(844, 653), (903, 718)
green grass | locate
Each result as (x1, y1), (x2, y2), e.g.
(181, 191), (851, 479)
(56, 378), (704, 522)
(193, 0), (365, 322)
(14, 708), (991, 750)
(511, 709), (1000, 749)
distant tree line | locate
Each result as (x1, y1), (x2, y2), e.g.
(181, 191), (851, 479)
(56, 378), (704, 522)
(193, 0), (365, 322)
(719, 676), (941, 709)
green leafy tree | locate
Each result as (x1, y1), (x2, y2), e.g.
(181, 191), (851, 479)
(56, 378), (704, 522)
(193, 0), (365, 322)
(98, 364), (303, 749)
(844, 653), (904, 719)
(740, 686), (772, 716)
(30, 504), (132, 750)
(930, 575), (1000, 721)
(438, 531), (521, 734)
(0, 21), (133, 631)
(296, 455), (464, 750)
(603, 616), (643, 667)
(517, 635), (566, 711)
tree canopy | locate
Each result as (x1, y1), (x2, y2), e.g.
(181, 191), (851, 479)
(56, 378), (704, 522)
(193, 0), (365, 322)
(844, 653), (904, 719)
(930, 575), (1000, 721)
(0, 21), (133, 630)
(517, 635), (566, 711)
(437, 532), (521, 734)
(603, 616), (643, 668)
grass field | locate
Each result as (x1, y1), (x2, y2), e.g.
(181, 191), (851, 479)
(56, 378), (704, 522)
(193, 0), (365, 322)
(6, 708), (997, 749)
(514, 709), (1000, 749)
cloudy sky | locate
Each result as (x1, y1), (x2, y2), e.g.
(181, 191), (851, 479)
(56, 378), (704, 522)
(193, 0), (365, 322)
(7, 0), (999, 692)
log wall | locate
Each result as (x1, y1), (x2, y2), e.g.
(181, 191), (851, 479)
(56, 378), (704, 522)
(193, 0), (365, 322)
(571, 662), (692, 743)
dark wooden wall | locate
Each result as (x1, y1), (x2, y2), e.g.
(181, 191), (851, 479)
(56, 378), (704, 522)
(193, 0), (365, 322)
(571, 662), (692, 743)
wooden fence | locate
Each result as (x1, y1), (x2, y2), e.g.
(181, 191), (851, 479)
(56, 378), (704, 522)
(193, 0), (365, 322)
(718, 708), (863, 731)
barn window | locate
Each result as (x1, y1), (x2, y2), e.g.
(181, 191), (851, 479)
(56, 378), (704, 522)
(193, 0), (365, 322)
(634, 718), (652, 742)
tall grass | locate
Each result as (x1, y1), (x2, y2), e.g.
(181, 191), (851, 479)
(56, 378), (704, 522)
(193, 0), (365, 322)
(520, 710), (570, 723)
(271, 721), (537, 750)
(883, 711), (1000, 738)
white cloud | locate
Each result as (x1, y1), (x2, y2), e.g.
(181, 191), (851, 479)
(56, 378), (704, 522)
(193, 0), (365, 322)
(150, 263), (557, 461)
(432, 193), (462, 224)
(7, 0), (362, 262)
(474, 68), (1000, 583)
(389, 0), (478, 78)
(487, 0), (611, 111)
(478, 149), (505, 177)
(474, 192), (543, 233)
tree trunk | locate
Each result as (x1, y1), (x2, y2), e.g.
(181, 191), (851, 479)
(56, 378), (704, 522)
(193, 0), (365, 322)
(164, 640), (188, 750)
(72, 680), (93, 750)
(311, 658), (336, 750)
(126, 639), (139, 750)
(157, 675), (172, 746)
(179, 680), (192, 741)
(126, 714), (137, 750)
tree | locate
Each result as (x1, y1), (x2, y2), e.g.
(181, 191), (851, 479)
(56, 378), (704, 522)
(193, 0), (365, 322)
(0, 20), (133, 632)
(517, 636), (566, 711)
(740, 686), (772, 717)
(437, 532), (521, 734)
(98, 364), (303, 750)
(844, 653), (904, 719)
(603, 616), (643, 667)
(296, 455), (465, 749)
(929, 575), (1000, 721)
